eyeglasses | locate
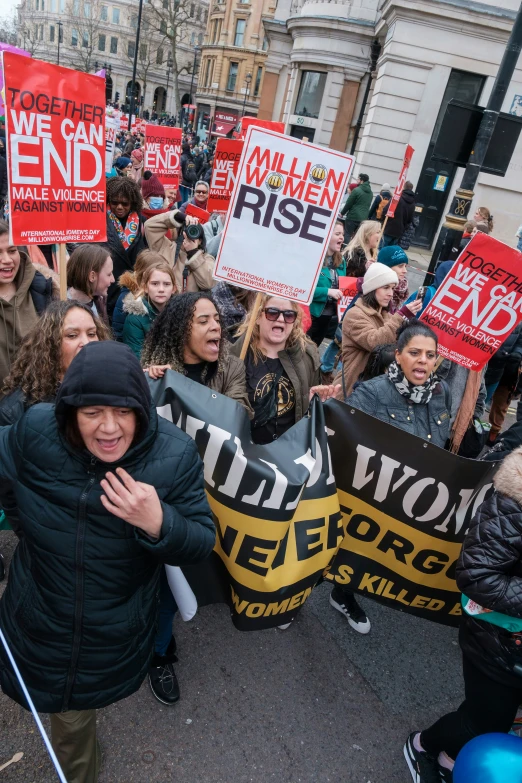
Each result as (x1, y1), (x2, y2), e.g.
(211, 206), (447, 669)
(195, 189), (208, 195)
(263, 308), (297, 324)
(109, 199), (130, 207)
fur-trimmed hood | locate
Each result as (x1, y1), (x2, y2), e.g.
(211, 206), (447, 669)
(118, 270), (139, 295)
(122, 292), (149, 317)
(493, 446), (522, 505)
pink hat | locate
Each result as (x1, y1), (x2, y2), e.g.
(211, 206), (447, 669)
(131, 148), (144, 163)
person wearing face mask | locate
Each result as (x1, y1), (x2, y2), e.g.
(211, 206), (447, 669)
(335, 262), (422, 399)
(141, 171), (170, 216)
(0, 341), (215, 781)
(0, 220), (57, 387)
(122, 262), (176, 359)
(0, 301), (110, 534)
(232, 296), (339, 445)
(144, 210), (215, 293)
(141, 292), (251, 705)
(308, 220), (346, 347)
(104, 177), (147, 319)
(67, 245), (115, 325)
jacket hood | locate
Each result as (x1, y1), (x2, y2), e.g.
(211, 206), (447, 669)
(123, 292), (149, 316)
(493, 447), (522, 505)
(14, 251), (36, 298)
(118, 270), (139, 294)
(55, 342), (152, 442)
(359, 181), (372, 194)
(401, 189), (416, 205)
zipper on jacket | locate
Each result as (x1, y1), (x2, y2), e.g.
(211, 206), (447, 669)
(62, 456), (96, 711)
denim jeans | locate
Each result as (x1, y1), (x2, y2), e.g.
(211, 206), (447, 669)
(154, 567), (178, 656)
(321, 340), (341, 373)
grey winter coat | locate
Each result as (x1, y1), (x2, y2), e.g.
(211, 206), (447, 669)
(457, 447), (522, 687)
(347, 374), (452, 449)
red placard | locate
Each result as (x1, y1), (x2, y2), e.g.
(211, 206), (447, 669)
(337, 276), (358, 320)
(420, 233), (522, 371)
(387, 144), (414, 219)
(144, 124), (182, 189)
(207, 138), (243, 213)
(211, 111), (238, 138)
(235, 117), (285, 140)
(185, 203), (210, 224)
(3, 52), (107, 245)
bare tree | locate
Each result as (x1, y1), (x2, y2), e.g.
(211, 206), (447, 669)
(0, 13), (18, 47)
(126, 10), (168, 112)
(64, 0), (107, 72)
(146, 0), (203, 117)
(16, 20), (46, 57)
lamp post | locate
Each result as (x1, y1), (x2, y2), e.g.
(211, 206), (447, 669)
(241, 72), (252, 117)
(128, 0), (144, 131)
(165, 55), (173, 115)
(57, 21), (63, 65)
(185, 46), (200, 132)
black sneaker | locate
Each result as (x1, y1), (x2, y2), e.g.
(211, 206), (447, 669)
(437, 764), (453, 783)
(329, 586), (371, 633)
(403, 733), (441, 783)
(148, 636), (180, 705)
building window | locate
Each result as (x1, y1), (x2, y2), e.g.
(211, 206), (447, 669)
(35, 0), (39, 9)
(110, 35), (118, 53)
(49, 24), (55, 41)
(51, 0), (56, 11)
(128, 40), (135, 58)
(203, 57), (211, 86)
(82, 31), (88, 47)
(112, 7), (120, 23)
(190, 31), (195, 45)
(101, 4), (107, 19)
(140, 42), (147, 59)
(196, 5), (200, 21)
(162, 0), (167, 7)
(254, 65), (262, 97)
(234, 19), (245, 47)
(156, 47), (163, 64)
(262, 36), (268, 51)
(84, 2), (90, 17)
(226, 61), (238, 92)
(294, 70), (326, 119)
(60, 0), (64, 11)
(71, 28), (78, 46)
(198, 32), (203, 45)
(160, 19), (167, 33)
(190, 2), (194, 16)
(98, 33), (106, 50)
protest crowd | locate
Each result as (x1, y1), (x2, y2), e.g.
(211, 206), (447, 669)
(1, 52), (522, 783)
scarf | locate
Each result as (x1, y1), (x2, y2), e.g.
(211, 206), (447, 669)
(107, 210), (139, 249)
(392, 276), (409, 310)
(387, 360), (440, 404)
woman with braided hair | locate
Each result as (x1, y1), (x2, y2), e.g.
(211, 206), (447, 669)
(104, 176), (147, 319)
(141, 291), (251, 706)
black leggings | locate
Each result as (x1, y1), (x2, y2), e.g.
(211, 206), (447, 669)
(421, 655), (522, 761)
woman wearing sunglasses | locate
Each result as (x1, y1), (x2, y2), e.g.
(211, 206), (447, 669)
(232, 296), (339, 445)
(179, 180), (210, 212)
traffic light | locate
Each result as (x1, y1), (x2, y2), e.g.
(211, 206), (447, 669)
(140, 95), (144, 106)
(115, 91), (120, 102)
(202, 113), (210, 129)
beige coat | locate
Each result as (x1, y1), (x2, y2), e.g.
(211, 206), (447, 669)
(144, 210), (215, 293)
(335, 299), (403, 398)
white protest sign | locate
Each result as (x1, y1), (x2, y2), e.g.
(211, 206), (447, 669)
(105, 116), (119, 174)
(213, 127), (354, 303)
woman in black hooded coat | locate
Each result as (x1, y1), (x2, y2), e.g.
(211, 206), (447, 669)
(0, 341), (215, 781)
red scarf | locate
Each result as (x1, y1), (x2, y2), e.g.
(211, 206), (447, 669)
(107, 210), (139, 249)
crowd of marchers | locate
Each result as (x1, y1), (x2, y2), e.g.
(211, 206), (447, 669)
(0, 127), (522, 783)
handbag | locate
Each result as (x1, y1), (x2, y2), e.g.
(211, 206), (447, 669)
(251, 369), (283, 430)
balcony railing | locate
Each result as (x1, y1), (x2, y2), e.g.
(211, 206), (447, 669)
(196, 85), (259, 105)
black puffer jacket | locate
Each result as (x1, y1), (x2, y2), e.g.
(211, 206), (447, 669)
(0, 342), (215, 713)
(456, 447), (522, 687)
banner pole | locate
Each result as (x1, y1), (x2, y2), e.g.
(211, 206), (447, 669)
(379, 215), (389, 245)
(239, 292), (263, 362)
(58, 243), (67, 301)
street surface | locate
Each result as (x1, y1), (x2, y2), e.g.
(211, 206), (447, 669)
(1, 525), (460, 783)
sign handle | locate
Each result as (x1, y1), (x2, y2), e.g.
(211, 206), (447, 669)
(58, 243), (67, 301)
(378, 215), (389, 245)
(239, 292), (263, 362)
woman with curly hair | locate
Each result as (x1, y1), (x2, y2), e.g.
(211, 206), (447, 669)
(140, 290), (250, 707)
(232, 295), (339, 445)
(0, 300), (110, 532)
(104, 176), (147, 318)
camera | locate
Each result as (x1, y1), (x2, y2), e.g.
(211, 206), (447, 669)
(184, 223), (202, 241)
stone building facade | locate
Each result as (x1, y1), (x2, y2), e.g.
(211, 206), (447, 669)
(258, 0), (522, 249)
(15, 0), (209, 118)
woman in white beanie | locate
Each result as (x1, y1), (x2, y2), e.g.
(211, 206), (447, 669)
(335, 262), (421, 398)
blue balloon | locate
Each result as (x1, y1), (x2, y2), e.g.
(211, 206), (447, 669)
(454, 733), (522, 783)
